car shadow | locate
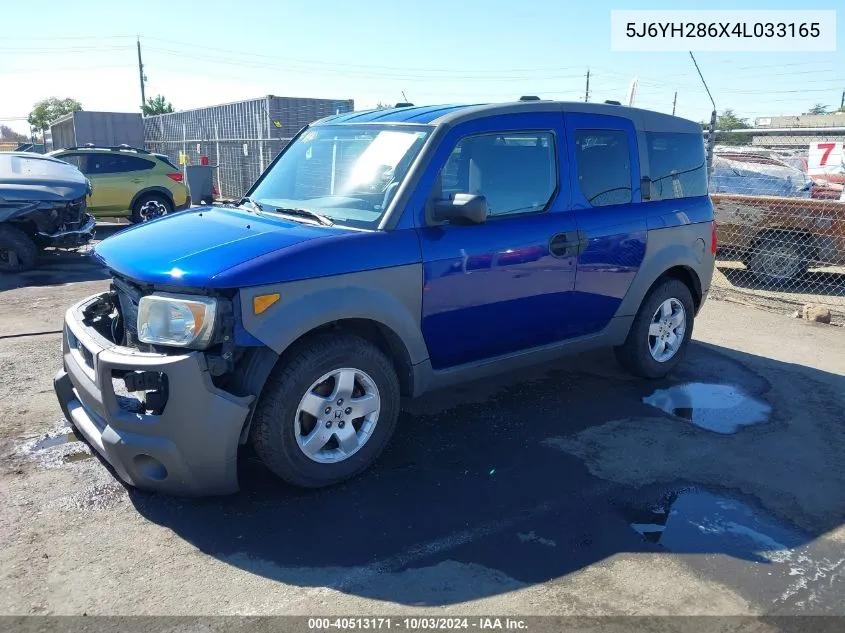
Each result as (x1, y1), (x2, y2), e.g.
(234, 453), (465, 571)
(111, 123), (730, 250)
(0, 223), (125, 292)
(128, 342), (845, 608)
(717, 265), (845, 298)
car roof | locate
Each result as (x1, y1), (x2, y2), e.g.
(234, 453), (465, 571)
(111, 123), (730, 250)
(51, 145), (155, 156)
(321, 104), (487, 125)
(316, 101), (701, 134)
(0, 151), (89, 187)
(3, 150), (67, 163)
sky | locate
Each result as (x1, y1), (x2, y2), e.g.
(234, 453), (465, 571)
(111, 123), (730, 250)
(1, 0), (842, 135)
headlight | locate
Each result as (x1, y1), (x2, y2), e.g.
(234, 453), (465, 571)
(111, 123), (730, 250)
(137, 293), (217, 348)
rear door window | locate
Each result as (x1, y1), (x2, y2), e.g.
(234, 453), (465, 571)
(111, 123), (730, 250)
(573, 129), (632, 207)
(87, 154), (155, 174)
(646, 132), (708, 200)
(58, 153), (83, 169)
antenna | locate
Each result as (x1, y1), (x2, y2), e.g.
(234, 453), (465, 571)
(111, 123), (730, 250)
(689, 51), (717, 177)
(401, 90), (409, 102)
(626, 77), (638, 107)
(584, 68), (590, 102)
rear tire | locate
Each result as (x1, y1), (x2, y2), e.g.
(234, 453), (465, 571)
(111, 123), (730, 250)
(0, 225), (38, 272)
(250, 333), (400, 488)
(131, 194), (172, 223)
(614, 278), (695, 379)
(747, 233), (809, 285)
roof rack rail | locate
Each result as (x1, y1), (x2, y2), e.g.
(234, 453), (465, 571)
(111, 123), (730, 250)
(61, 144), (151, 154)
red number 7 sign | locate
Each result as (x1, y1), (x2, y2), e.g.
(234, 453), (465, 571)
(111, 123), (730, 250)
(817, 143), (836, 165)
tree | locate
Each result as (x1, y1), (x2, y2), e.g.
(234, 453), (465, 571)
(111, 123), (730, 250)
(804, 104), (830, 115)
(0, 125), (27, 143)
(27, 97), (82, 134)
(716, 109), (750, 130)
(141, 95), (174, 116)
(702, 109), (751, 146)
(375, 102), (392, 109)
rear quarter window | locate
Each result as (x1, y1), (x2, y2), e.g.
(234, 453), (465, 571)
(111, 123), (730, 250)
(154, 154), (180, 170)
(646, 132), (708, 200)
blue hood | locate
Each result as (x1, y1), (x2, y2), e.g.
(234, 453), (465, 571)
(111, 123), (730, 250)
(93, 206), (352, 287)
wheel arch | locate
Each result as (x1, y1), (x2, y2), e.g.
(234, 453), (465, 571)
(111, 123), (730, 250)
(748, 227), (816, 259)
(233, 267), (427, 440)
(660, 265), (703, 312)
(232, 317), (417, 444)
(130, 186), (174, 211)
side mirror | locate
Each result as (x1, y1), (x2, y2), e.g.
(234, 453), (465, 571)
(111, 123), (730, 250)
(432, 193), (488, 225)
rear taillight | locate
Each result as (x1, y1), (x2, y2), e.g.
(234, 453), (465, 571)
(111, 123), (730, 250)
(710, 220), (717, 255)
(166, 173), (183, 182)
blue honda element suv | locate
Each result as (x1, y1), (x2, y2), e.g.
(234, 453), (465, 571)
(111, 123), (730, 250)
(54, 101), (716, 496)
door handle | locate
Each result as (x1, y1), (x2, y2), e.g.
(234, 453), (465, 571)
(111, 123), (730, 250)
(549, 231), (587, 258)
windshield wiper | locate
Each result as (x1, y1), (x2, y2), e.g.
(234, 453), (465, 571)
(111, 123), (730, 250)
(273, 207), (334, 226)
(238, 196), (264, 212)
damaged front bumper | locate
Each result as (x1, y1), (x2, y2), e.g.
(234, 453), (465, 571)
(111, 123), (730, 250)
(39, 213), (96, 248)
(53, 293), (254, 496)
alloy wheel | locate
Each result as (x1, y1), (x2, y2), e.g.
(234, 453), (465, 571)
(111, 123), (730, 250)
(648, 298), (686, 363)
(294, 367), (381, 464)
(139, 199), (168, 221)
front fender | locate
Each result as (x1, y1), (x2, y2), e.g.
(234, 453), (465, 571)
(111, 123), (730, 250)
(239, 264), (429, 365)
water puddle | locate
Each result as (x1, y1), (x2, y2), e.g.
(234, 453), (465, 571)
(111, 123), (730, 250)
(629, 489), (805, 563)
(64, 452), (94, 463)
(643, 383), (770, 434)
(33, 431), (81, 451)
(27, 427), (94, 465)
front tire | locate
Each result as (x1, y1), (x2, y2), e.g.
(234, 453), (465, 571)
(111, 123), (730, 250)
(614, 278), (695, 379)
(0, 225), (39, 272)
(131, 194), (172, 223)
(250, 334), (400, 488)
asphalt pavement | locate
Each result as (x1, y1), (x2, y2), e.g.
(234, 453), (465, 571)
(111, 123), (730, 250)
(0, 234), (843, 616)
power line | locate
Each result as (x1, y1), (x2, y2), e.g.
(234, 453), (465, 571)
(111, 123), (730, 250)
(0, 34), (134, 41)
(1, 64), (134, 74)
(0, 46), (130, 55)
(139, 47), (845, 96)
(139, 35), (591, 75)
(143, 46), (587, 81)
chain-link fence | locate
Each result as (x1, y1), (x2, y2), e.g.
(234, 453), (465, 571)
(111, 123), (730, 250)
(709, 127), (845, 323)
(143, 96), (354, 200)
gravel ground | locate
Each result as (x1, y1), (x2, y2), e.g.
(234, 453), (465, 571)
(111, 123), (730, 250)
(712, 260), (845, 326)
(0, 265), (843, 616)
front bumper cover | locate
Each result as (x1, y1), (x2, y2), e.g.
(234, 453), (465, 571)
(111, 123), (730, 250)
(53, 293), (253, 496)
(38, 214), (96, 248)
(174, 195), (192, 212)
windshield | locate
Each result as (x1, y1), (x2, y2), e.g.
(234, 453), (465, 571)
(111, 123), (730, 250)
(249, 125), (430, 229)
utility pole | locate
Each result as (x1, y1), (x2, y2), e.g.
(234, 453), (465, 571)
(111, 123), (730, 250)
(584, 69), (590, 102)
(672, 91), (677, 115)
(137, 38), (146, 112)
(841, 90), (844, 110)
